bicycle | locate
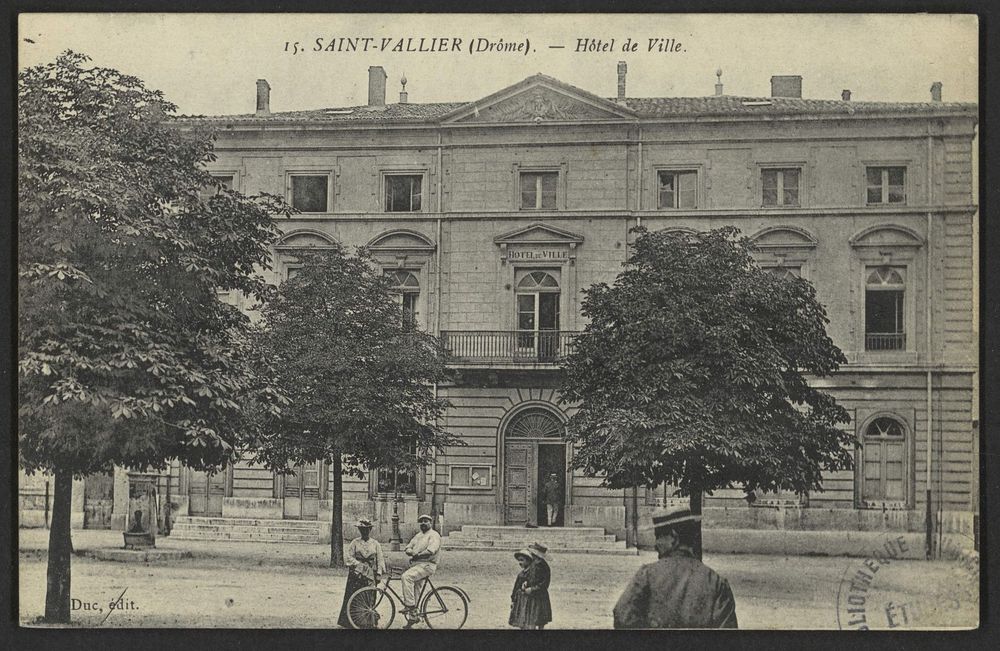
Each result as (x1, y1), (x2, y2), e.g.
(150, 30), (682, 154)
(346, 566), (470, 629)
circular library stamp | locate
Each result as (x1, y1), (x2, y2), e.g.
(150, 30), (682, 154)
(835, 533), (978, 630)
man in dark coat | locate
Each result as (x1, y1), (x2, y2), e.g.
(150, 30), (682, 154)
(613, 506), (738, 629)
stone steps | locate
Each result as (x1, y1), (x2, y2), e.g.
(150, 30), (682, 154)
(173, 516), (322, 529)
(169, 530), (320, 544)
(446, 531), (617, 543)
(171, 523), (323, 535)
(169, 516), (323, 544)
(441, 525), (637, 556)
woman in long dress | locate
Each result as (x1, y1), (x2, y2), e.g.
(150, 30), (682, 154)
(337, 519), (386, 628)
(509, 542), (553, 629)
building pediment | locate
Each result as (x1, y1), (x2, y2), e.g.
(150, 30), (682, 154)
(442, 74), (636, 124)
(365, 229), (436, 268)
(750, 225), (818, 250)
(494, 222), (584, 265)
(366, 229), (436, 254)
(849, 224), (925, 248)
(274, 229), (339, 249)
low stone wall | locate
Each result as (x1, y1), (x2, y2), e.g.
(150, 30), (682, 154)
(566, 505), (626, 539)
(17, 474), (85, 529)
(438, 502), (501, 535)
(636, 505), (976, 548)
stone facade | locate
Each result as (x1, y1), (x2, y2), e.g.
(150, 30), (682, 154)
(20, 68), (978, 547)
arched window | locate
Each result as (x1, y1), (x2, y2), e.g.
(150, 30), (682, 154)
(860, 416), (908, 505)
(515, 272), (560, 358)
(865, 267), (905, 350)
(506, 408), (564, 439)
(386, 270), (420, 329)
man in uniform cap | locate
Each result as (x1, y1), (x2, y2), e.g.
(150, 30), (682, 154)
(613, 506), (738, 628)
(400, 513), (441, 626)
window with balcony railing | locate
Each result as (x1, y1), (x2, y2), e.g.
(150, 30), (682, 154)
(865, 266), (906, 351)
(440, 331), (577, 365)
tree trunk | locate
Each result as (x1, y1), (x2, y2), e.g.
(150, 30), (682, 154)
(329, 453), (345, 568)
(44, 470), (73, 623)
(689, 489), (703, 561)
(630, 485), (639, 548)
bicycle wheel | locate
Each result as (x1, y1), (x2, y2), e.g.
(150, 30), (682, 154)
(347, 586), (396, 629)
(420, 586), (469, 629)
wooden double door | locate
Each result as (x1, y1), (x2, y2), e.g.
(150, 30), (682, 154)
(282, 462), (324, 520)
(188, 467), (229, 517)
(504, 440), (566, 526)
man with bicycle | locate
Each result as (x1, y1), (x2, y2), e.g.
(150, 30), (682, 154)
(401, 513), (441, 627)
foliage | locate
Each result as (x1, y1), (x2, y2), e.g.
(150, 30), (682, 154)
(18, 51), (288, 478)
(251, 247), (461, 476)
(560, 227), (853, 497)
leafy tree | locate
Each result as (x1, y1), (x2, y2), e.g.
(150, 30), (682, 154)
(18, 52), (287, 623)
(253, 247), (461, 567)
(560, 227), (852, 556)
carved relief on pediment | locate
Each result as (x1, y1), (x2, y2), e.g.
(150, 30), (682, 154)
(463, 89), (614, 123)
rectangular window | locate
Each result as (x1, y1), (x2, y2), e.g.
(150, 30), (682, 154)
(200, 174), (234, 200)
(761, 168), (800, 206)
(385, 174), (423, 212)
(520, 172), (558, 210)
(450, 466), (492, 489)
(866, 166), (906, 205)
(657, 170), (698, 209)
(376, 467), (417, 495)
(290, 174), (329, 213)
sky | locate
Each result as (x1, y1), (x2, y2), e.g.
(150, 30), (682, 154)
(18, 13), (979, 116)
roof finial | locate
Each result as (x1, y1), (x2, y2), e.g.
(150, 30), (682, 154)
(399, 73), (409, 104)
(715, 68), (724, 96)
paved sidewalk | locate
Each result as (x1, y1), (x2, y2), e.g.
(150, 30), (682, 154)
(18, 528), (979, 629)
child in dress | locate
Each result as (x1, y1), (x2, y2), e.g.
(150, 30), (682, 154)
(509, 542), (553, 629)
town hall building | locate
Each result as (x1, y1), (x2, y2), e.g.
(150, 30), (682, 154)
(20, 63), (979, 553)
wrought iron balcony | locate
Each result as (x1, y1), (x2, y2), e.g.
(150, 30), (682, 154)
(440, 330), (578, 366)
(865, 332), (906, 351)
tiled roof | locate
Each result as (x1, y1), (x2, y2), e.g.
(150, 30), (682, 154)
(622, 96), (977, 117)
(180, 102), (467, 123)
(178, 95), (976, 124)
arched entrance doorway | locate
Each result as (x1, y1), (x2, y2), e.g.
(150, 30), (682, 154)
(502, 406), (568, 527)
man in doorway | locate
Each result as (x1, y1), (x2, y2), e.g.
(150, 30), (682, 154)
(401, 513), (441, 627)
(542, 472), (561, 526)
(613, 506), (738, 628)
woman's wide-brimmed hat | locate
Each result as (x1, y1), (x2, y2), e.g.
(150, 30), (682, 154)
(639, 506), (702, 536)
(527, 542), (549, 561)
(514, 548), (533, 561)
(356, 518), (374, 529)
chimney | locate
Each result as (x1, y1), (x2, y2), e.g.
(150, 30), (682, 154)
(770, 75), (802, 98)
(368, 66), (387, 108)
(399, 74), (408, 104)
(930, 81), (942, 102)
(617, 61), (627, 100)
(715, 68), (724, 96)
(841, 89), (851, 101)
(255, 79), (271, 116)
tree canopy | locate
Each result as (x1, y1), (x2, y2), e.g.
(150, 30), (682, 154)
(18, 51), (287, 622)
(252, 246), (461, 565)
(560, 227), (853, 499)
(19, 52), (287, 478)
